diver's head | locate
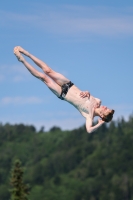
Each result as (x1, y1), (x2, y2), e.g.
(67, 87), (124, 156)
(99, 106), (115, 122)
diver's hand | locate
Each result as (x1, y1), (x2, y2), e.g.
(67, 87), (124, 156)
(80, 91), (90, 98)
(98, 118), (105, 125)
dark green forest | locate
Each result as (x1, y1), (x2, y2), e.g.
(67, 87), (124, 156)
(0, 115), (133, 200)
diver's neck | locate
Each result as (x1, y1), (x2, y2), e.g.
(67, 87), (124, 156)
(94, 108), (101, 117)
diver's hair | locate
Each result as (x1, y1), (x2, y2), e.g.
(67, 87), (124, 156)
(102, 109), (115, 123)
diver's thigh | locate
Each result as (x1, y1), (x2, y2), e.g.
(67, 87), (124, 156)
(46, 79), (61, 97)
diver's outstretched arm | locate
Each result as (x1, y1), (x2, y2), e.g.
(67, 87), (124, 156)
(86, 118), (105, 133)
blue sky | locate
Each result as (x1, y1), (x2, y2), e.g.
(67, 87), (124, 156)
(0, 0), (133, 131)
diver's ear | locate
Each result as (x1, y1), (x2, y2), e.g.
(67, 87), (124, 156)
(98, 114), (103, 119)
(99, 112), (104, 118)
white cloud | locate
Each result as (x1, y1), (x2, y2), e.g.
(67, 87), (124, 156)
(0, 74), (5, 82)
(0, 115), (85, 131)
(0, 64), (33, 82)
(12, 65), (29, 75)
(0, 10), (39, 24)
(37, 118), (85, 131)
(0, 103), (132, 131)
(2, 104), (132, 131)
(0, 6), (133, 37)
(13, 76), (25, 82)
(1, 96), (43, 105)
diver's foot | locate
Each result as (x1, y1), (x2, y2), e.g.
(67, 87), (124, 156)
(15, 46), (30, 57)
(14, 46), (25, 62)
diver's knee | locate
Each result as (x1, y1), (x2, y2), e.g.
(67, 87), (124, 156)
(45, 67), (55, 75)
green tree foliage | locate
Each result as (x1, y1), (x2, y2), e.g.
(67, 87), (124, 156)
(9, 159), (30, 200)
(0, 115), (133, 199)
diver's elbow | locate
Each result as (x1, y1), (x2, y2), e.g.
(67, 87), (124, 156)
(87, 128), (92, 134)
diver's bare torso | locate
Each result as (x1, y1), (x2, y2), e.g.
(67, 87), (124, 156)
(63, 85), (101, 119)
(13, 46), (110, 133)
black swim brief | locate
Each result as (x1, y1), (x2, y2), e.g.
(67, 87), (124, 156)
(58, 81), (74, 100)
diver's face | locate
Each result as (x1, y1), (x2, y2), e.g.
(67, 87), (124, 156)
(100, 106), (111, 117)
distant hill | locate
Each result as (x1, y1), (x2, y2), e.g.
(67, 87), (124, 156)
(0, 115), (133, 200)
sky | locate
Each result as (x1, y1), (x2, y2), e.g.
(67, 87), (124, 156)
(0, 0), (133, 131)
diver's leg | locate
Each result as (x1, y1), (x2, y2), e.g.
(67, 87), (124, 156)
(14, 47), (61, 97)
(15, 46), (70, 86)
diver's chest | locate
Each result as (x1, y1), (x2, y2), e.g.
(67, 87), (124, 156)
(80, 97), (97, 112)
